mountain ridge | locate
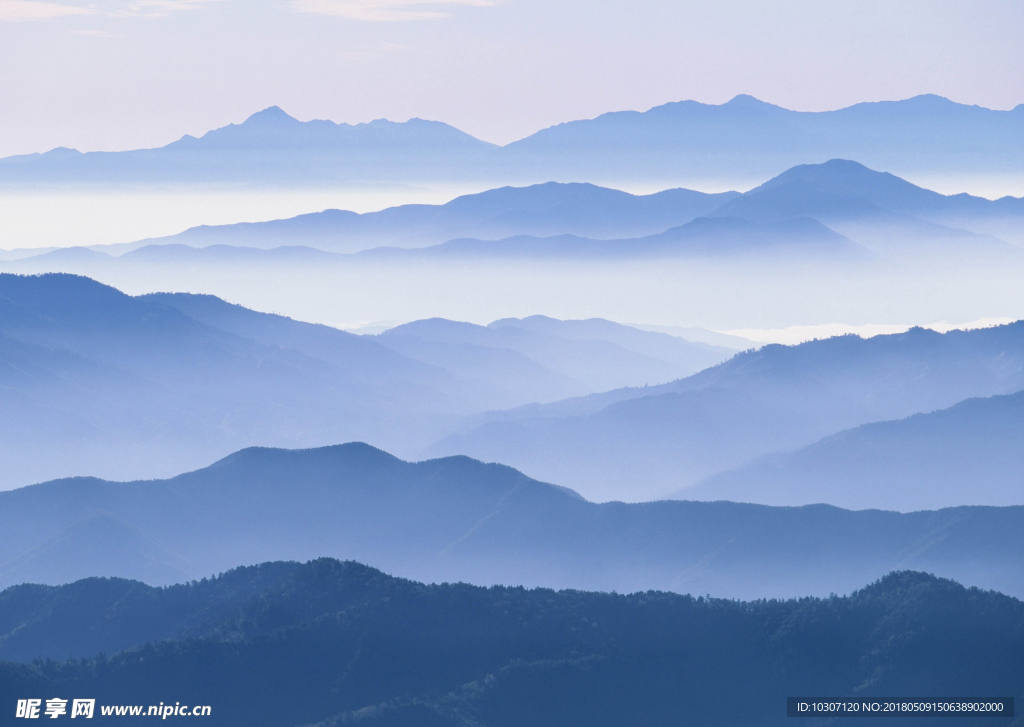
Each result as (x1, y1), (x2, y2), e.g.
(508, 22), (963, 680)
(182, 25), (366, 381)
(0, 273), (740, 488)
(114, 181), (741, 253)
(3, 96), (1023, 186)
(2, 563), (1021, 727)
(4, 162), (1016, 261)
(2, 442), (1024, 600)
(429, 322), (1024, 502)
(80, 161), (1024, 258)
(681, 387), (1024, 511)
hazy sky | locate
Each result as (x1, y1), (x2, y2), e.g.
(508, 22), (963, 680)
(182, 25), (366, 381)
(0, 0), (1022, 157)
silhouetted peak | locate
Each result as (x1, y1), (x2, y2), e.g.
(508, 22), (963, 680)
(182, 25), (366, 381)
(725, 94), (770, 107)
(382, 318), (484, 337)
(0, 272), (128, 306)
(754, 159), (901, 193)
(42, 147), (82, 158)
(207, 442), (401, 473)
(818, 158), (871, 171)
(242, 106), (299, 125)
(901, 94), (959, 108)
(855, 570), (957, 599)
(780, 159), (875, 179)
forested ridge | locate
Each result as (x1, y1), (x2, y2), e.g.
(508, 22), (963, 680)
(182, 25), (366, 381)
(1, 560), (1022, 726)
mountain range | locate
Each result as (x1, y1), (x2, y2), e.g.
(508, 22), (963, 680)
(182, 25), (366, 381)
(3, 160), (1018, 267)
(431, 323), (1024, 503)
(502, 94), (1024, 182)
(0, 273), (725, 488)
(0, 106), (497, 187)
(2, 217), (866, 266)
(2, 96), (1023, 188)
(359, 215), (868, 261)
(0, 272), (470, 488)
(2, 564), (1021, 726)
(101, 160), (1024, 255)
(7, 273), (1024, 509)
(5, 93), (1024, 727)
(2, 442), (1024, 600)
(6, 273), (1024, 508)
(373, 317), (731, 395)
(126, 182), (740, 253)
(706, 159), (1024, 253)
(683, 388), (1024, 511)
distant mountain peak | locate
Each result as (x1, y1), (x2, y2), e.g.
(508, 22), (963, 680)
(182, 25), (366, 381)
(903, 93), (959, 106)
(210, 442), (398, 471)
(753, 158), (905, 192)
(242, 106), (299, 125)
(43, 147), (82, 158)
(725, 94), (770, 107)
(818, 158), (870, 170)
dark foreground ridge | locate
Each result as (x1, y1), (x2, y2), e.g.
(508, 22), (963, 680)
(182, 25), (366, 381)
(2, 442), (1024, 599)
(0, 562), (1021, 726)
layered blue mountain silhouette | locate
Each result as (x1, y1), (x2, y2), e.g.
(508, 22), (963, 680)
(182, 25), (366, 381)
(0, 106), (497, 186)
(716, 159), (1024, 221)
(129, 182), (740, 253)
(357, 216), (867, 261)
(4, 93), (1024, 727)
(2, 443), (1023, 600)
(6, 160), (1017, 266)
(684, 388), (1024, 511)
(373, 317), (731, 396)
(2, 96), (1022, 186)
(110, 161), (1024, 256)
(0, 274), (723, 488)
(503, 94), (1024, 180)
(431, 324), (1024, 503)
(6, 216), (865, 266)
(8, 273), (1024, 509)
(0, 272), (469, 486)
(706, 159), (1023, 254)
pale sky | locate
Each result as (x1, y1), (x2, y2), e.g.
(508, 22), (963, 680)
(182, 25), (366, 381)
(0, 0), (1022, 157)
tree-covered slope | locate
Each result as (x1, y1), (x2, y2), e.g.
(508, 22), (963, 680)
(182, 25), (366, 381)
(1, 562), (1021, 727)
